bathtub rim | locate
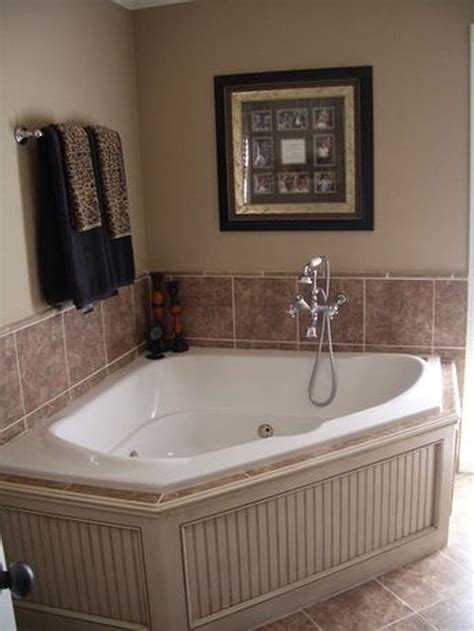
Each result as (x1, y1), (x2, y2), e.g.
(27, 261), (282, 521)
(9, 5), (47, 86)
(0, 350), (442, 490)
(0, 359), (460, 513)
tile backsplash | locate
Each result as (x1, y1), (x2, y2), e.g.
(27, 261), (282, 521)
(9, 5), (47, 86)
(161, 271), (467, 352)
(160, 270), (467, 388)
(0, 276), (150, 446)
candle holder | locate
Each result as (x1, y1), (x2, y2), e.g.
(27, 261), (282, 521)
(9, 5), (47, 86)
(146, 281), (168, 360)
(166, 280), (189, 353)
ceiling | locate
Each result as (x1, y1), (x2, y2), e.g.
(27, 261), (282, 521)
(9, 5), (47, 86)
(112, 0), (195, 9)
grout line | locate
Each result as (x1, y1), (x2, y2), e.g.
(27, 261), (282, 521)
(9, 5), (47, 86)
(374, 578), (417, 615)
(184, 337), (452, 350)
(69, 364), (108, 392)
(107, 346), (139, 369)
(236, 339), (300, 346)
(437, 549), (474, 574)
(0, 416), (27, 435)
(145, 275), (153, 324)
(155, 271), (468, 282)
(188, 336), (357, 345)
(0, 303), (75, 339)
(100, 300), (109, 364)
(243, 273), (291, 279)
(415, 609), (441, 630)
(378, 613), (412, 630)
(12, 332), (26, 417)
(130, 282), (137, 337)
(183, 339), (463, 351)
(415, 597), (449, 614)
(230, 276), (237, 349)
(362, 278), (367, 351)
(414, 598), (449, 630)
(302, 608), (324, 630)
(61, 312), (72, 393)
(0, 419), (27, 445)
(378, 611), (436, 630)
(431, 280), (436, 354)
(188, 337), (235, 343)
(0, 275), (152, 341)
(24, 387), (71, 425)
(295, 277), (300, 350)
(179, 273), (229, 279)
(433, 346), (467, 351)
(440, 550), (474, 574)
(185, 339), (467, 354)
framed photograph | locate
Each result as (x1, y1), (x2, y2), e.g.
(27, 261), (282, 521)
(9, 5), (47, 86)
(214, 66), (373, 231)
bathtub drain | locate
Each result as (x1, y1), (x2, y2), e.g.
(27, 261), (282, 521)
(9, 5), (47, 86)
(258, 423), (274, 438)
(129, 450), (139, 458)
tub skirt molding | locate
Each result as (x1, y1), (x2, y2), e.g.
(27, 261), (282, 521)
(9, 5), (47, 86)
(1, 421), (457, 631)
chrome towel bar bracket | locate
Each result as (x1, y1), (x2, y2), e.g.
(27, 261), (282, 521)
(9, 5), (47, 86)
(14, 125), (43, 145)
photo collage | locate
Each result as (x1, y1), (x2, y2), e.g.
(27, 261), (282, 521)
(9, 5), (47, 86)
(247, 100), (343, 202)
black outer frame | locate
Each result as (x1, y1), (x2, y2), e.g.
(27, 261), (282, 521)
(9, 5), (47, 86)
(214, 66), (374, 231)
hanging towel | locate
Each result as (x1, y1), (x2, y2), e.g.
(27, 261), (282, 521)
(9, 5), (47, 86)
(55, 124), (102, 233)
(38, 126), (118, 309)
(87, 126), (131, 238)
(87, 126), (135, 286)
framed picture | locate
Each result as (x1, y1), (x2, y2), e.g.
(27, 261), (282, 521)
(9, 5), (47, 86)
(214, 66), (373, 231)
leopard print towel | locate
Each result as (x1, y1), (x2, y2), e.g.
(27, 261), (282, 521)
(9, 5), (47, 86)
(56, 124), (102, 232)
(89, 126), (132, 239)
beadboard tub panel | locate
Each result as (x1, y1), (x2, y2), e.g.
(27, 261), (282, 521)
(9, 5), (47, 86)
(181, 442), (438, 626)
(1, 508), (150, 627)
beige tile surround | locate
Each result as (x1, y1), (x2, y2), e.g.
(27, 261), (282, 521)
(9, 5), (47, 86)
(0, 276), (151, 446)
(162, 271), (467, 378)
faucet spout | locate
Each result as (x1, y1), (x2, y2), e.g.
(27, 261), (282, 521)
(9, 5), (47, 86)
(287, 294), (311, 317)
(294, 295), (310, 311)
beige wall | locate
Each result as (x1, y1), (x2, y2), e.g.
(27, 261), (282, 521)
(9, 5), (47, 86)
(135, 0), (473, 275)
(1, 0), (472, 327)
(0, 0), (147, 326)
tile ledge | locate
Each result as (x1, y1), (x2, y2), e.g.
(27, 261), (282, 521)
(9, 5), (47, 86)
(0, 412), (458, 513)
(154, 269), (468, 280)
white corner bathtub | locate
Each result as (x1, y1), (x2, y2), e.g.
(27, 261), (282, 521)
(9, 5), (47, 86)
(0, 349), (442, 492)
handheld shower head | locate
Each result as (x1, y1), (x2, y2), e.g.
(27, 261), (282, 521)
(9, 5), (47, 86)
(308, 256), (325, 269)
(303, 255), (327, 277)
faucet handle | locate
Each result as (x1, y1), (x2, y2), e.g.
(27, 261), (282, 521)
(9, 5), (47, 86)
(335, 293), (349, 306)
(328, 293), (349, 319)
(287, 303), (298, 318)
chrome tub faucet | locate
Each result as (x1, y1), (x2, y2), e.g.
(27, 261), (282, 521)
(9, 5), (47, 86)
(287, 256), (348, 339)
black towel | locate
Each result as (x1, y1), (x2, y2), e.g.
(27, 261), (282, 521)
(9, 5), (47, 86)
(87, 127), (135, 287)
(38, 125), (118, 309)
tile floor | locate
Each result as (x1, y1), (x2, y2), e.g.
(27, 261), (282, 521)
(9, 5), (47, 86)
(256, 474), (474, 630)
